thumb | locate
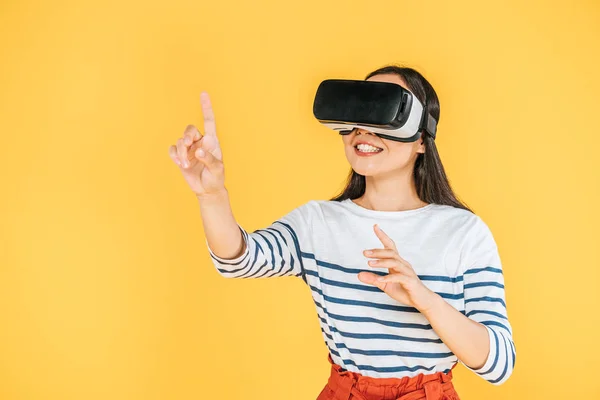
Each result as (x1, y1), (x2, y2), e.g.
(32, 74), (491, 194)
(358, 271), (387, 292)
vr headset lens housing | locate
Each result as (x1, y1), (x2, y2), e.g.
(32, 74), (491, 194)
(312, 79), (437, 142)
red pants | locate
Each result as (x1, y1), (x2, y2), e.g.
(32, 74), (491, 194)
(317, 355), (459, 400)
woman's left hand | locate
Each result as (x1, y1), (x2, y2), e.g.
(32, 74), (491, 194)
(357, 224), (440, 313)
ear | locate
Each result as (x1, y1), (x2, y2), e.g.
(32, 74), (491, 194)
(416, 135), (426, 154)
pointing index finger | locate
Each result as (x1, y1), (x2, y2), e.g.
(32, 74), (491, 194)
(200, 92), (217, 137)
(374, 224), (397, 251)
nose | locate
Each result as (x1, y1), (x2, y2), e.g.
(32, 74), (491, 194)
(355, 128), (375, 136)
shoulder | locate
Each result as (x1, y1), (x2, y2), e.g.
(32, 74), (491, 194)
(291, 199), (349, 215)
(428, 204), (481, 230)
(428, 204), (495, 244)
(278, 199), (339, 222)
(279, 199), (359, 227)
(283, 199), (341, 223)
(429, 205), (500, 272)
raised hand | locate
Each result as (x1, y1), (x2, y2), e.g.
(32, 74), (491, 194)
(168, 92), (225, 197)
(358, 224), (438, 312)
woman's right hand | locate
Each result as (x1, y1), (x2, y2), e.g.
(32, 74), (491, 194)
(168, 92), (225, 198)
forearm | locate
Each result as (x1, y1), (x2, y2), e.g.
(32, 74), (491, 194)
(197, 189), (245, 260)
(421, 294), (490, 369)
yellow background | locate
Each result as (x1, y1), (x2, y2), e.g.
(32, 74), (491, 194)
(1, 0), (599, 399)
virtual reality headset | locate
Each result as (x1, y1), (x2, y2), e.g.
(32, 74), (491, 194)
(312, 79), (437, 142)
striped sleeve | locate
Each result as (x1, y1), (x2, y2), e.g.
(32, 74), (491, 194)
(207, 203), (311, 280)
(461, 217), (515, 385)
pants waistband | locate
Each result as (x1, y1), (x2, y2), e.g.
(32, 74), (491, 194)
(326, 354), (456, 400)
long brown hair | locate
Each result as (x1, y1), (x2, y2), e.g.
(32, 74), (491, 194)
(330, 65), (472, 212)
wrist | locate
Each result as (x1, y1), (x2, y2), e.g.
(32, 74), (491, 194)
(196, 188), (228, 203)
(417, 290), (445, 317)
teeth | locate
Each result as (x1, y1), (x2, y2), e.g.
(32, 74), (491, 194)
(356, 143), (382, 153)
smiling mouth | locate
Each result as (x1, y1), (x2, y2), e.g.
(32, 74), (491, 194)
(355, 143), (383, 153)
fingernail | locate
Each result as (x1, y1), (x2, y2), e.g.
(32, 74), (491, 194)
(369, 260), (378, 265)
(197, 149), (205, 157)
(364, 250), (373, 255)
(377, 276), (385, 282)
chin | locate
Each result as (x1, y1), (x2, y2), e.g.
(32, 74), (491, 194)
(349, 159), (409, 178)
(349, 163), (382, 177)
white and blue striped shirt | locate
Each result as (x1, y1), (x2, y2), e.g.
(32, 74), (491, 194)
(208, 199), (515, 384)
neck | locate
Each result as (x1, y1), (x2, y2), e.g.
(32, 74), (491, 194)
(354, 167), (428, 212)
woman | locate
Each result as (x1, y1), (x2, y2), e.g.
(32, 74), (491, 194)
(168, 65), (515, 400)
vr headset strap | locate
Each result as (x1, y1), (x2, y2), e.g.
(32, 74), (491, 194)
(418, 100), (437, 139)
